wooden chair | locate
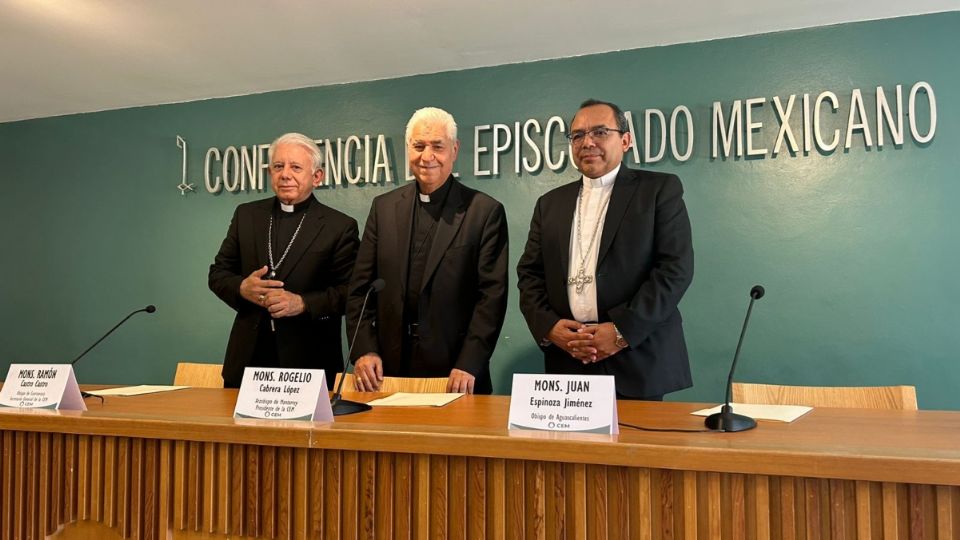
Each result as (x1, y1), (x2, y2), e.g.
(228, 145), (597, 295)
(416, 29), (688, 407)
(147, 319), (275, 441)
(732, 382), (918, 410)
(173, 362), (224, 388)
(334, 373), (449, 393)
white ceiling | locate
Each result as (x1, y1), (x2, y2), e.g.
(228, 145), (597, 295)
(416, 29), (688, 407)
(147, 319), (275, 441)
(1, 0), (957, 123)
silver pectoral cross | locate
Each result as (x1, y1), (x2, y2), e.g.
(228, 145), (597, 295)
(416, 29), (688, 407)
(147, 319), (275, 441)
(567, 267), (593, 294)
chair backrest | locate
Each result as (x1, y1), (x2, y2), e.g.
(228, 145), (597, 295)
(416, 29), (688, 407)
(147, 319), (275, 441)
(732, 382), (918, 410)
(334, 373), (449, 393)
(174, 362), (224, 388)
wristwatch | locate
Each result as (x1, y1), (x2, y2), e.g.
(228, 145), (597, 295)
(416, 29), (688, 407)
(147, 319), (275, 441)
(614, 325), (628, 349)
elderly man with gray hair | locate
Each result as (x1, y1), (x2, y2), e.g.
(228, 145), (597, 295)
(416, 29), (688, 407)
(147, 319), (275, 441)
(347, 107), (509, 394)
(209, 132), (359, 388)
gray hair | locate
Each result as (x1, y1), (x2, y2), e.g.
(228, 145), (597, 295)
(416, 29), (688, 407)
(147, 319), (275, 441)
(405, 107), (458, 144)
(268, 133), (323, 172)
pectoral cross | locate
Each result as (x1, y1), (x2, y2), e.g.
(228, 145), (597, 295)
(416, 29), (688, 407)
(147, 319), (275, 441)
(567, 268), (593, 294)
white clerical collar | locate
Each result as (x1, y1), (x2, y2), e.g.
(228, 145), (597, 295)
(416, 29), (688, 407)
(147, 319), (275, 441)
(418, 192), (430, 203)
(280, 202), (295, 213)
(582, 164), (620, 189)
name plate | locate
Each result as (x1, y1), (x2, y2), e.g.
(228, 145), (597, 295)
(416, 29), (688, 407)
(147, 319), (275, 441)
(233, 368), (332, 422)
(508, 374), (618, 434)
(0, 364), (86, 411)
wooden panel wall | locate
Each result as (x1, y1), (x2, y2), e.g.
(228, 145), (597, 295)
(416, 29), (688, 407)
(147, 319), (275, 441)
(1, 430), (958, 539)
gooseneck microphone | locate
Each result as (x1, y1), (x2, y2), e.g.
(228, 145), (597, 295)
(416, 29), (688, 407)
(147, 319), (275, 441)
(331, 279), (385, 416)
(705, 285), (764, 432)
(70, 305), (157, 366)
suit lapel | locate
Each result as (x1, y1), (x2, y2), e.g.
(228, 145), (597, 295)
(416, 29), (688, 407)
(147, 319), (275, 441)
(394, 186), (415, 296)
(273, 198), (325, 282)
(420, 178), (466, 292)
(597, 166), (639, 266)
(555, 181), (581, 273)
(254, 200), (272, 270)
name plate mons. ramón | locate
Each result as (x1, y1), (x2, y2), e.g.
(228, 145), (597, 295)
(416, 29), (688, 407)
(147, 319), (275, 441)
(0, 364), (86, 411)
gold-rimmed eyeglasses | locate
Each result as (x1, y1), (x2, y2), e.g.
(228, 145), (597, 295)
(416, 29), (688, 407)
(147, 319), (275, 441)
(566, 126), (625, 145)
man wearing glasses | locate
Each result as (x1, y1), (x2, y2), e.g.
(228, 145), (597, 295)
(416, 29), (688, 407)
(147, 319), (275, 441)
(517, 99), (694, 400)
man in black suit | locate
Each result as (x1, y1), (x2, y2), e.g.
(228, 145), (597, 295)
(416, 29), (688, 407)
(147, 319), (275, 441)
(517, 99), (694, 400)
(209, 132), (359, 389)
(347, 107), (508, 394)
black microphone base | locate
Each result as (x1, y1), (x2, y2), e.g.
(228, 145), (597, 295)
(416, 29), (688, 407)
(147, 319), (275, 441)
(331, 398), (372, 416)
(79, 391), (104, 404)
(704, 411), (757, 432)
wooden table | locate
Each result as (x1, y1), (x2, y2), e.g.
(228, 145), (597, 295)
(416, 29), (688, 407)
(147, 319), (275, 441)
(1, 388), (958, 539)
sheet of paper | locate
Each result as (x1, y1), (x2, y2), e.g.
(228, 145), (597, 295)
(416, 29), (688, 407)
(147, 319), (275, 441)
(367, 392), (464, 407)
(86, 385), (190, 397)
(691, 403), (812, 423)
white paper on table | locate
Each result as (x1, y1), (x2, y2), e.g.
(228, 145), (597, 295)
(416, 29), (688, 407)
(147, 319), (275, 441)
(690, 403), (812, 423)
(86, 385), (190, 397)
(367, 392), (464, 407)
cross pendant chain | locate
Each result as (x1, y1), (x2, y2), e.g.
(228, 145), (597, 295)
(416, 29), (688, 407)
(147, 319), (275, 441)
(267, 211), (308, 278)
(567, 267), (593, 294)
(569, 185), (610, 296)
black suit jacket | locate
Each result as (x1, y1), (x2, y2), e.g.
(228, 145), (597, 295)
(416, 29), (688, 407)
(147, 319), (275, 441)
(209, 196), (359, 388)
(347, 178), (509, 394)
(517, 166), (694, 397)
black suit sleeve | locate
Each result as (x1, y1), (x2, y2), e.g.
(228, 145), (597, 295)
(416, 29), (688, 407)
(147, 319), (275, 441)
(607, 174), (694, 346)
(346, 202), (381, 359)
(516, 196), (562, 343)
(301, 218), (359, 320)
(208, 207), (246, 312)
(454, 203), (509, 376)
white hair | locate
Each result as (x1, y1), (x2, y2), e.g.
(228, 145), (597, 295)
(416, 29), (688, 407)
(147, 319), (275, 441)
(405, 107), (458, 144)
(268, 133), (323, 172)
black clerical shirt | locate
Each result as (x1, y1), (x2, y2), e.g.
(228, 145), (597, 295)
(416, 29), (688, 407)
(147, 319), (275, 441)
(253, 196), (314, 366)
(403, 180), (452, 337)
(271, 196), (314, 269)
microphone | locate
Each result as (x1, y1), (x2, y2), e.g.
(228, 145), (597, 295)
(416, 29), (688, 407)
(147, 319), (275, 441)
(331, 279), (385, 416)
(70, 305), (157, 366)
(705, 286), (764, 432)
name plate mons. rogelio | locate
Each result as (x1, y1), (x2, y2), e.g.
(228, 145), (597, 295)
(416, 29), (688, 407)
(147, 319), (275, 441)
(508, 374), (618, 434)
(0, 364), (86, 411)
(233, 368), (333, 422)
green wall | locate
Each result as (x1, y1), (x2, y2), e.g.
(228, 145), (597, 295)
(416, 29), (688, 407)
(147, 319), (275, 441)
(1, 13), (958, 408)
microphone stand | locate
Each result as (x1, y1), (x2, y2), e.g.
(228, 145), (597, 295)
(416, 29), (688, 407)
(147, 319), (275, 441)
(331, 283), (380, 416)
(70, 306), (154, 366)
(70, 305), (156, 401)
(705, 287), (763, 432)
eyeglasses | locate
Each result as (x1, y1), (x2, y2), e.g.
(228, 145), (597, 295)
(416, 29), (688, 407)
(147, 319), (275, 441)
(566, 127), (625, 144)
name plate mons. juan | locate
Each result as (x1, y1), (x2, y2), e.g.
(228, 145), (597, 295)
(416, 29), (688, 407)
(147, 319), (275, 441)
(508, 374), (618, 434)
(0, 364), (86, 411)
(233, 368), (332, 422)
